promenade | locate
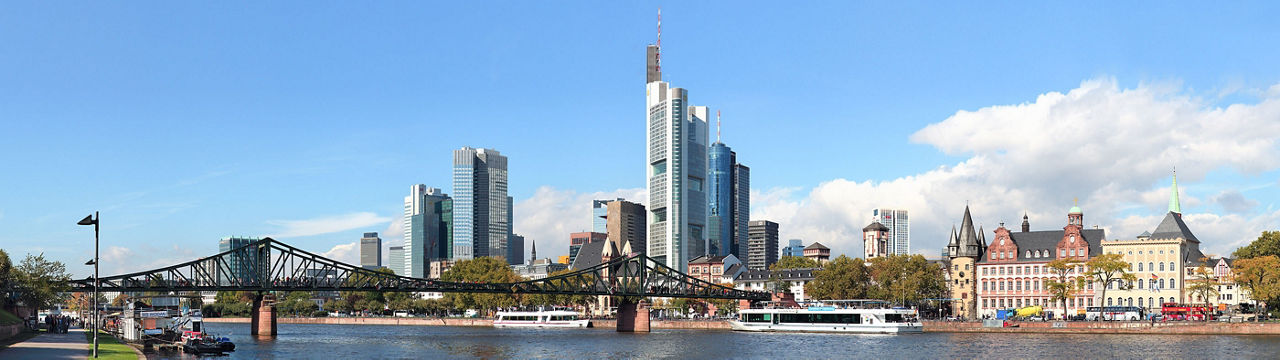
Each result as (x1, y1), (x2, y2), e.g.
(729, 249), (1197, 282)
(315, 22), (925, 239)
(2, 328), (88, 360)
(204, 317), (732, 329)
(925, 320), (1280, 335)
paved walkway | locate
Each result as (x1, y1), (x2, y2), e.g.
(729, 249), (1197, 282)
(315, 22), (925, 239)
(2, 328), (89, 360)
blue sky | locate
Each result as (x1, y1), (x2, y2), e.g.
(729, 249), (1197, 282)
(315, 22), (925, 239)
(3, 2), (1279, 277)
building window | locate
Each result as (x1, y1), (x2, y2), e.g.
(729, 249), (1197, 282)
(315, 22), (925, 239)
(982, 281), (988, 292)
(1059, 249), (1065, 257)
(1149, 262), (1154, 272)
(1138, 263), (1143, 271)
(966, 264), (971, 270)
(1108, 298), (1113, 306)
(1169, 262), (1175, 271)
(1088, 298), (1093, 306)
(1138, 280), (1143, 289)
(1026, 250), (1031, 258)
(1159, 262), (1165, 271)
(1159, 297), (1165, 305)
(1227, 294), (1233, 300)
(1170, 280), (1176, 289)
(1070, 249), (1076, 257)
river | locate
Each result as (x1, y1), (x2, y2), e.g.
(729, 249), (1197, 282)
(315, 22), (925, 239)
(145, 322), (1280, 359)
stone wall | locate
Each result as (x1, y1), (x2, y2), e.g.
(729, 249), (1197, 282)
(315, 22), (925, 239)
(925, 321), (1280, 335)
(0, 324), (23, 340)
(204, 317), (732, 329)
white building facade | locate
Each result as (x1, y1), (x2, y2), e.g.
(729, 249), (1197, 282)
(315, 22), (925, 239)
(645, 54), (709, 273)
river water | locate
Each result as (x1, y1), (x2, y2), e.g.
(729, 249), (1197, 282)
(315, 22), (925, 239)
(144, 322), (1280, 359)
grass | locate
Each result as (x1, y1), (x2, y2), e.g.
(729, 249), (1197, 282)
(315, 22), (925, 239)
(84, 330), (140, 360)
(0, 308), (22, 326)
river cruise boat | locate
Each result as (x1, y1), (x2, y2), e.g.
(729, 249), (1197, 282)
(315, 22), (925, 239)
(493, 309), (592, 328)
(730, 300), (922, 334)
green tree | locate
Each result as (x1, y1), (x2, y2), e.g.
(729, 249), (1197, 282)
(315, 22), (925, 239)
(323, 299), (349, 314)
(1233, 231), (1280, 259)
(771, 256), (820, 270)
(13, 253), (70, 310)
(1044, 258), (1085, 320)
(1085, 253), (1135, 321)
(805, 255), (869, 300)
(866, 254), (946, 307)
(1234, 255), (1280, 318)
(441, 257), (521, 316)
(1187, 259), (1221, 321)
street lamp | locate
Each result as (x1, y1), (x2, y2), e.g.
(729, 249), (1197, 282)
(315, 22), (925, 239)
(78, 212), (98, 359)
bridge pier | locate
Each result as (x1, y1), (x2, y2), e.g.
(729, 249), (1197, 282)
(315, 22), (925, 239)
(250, 293), (277, 337)
(616, 299), (650, 333)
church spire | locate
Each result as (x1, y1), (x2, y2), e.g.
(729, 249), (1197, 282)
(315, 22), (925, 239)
(1169, 168), (1181, 214)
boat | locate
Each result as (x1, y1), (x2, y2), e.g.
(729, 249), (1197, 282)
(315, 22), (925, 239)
(181, 335), (235, 354)
(730, 300), (923, 334)
(493, 309), (592, 328)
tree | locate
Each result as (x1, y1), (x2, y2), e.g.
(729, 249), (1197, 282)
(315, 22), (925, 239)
(1187, 259), (1221, 321)
(805, 255), (869, 300)
(111, 293), (129, 307)
(323, 299), (349, 314)
(771, 256), (820, 270)
(441, 257), (521, 316)
(1233, 256), (1280, 319)
(1044, 258), (1085, 320)
(1233, 231), (1280, 259)
(1085, 253), (1136, 321)
(13, 253), (70, 310)
(866, 254), (946, 307)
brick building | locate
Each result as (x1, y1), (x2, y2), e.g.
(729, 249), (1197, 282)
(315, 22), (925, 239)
(975, 205), (1106, 319)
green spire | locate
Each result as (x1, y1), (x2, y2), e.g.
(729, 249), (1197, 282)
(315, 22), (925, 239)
(1168, 169), (1181, 213)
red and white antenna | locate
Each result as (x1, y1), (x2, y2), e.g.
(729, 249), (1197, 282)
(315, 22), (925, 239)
(716, 110), (722, 142)
(656, 8), (662, 73)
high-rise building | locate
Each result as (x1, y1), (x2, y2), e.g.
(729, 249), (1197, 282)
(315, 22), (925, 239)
(452, 147), (510, 261)
(646, 53), (710, 272)
(747, 220), (779, 270)
(508, 233), (525, 265)
(593, 198), (622, 233)
(607, 199), (646, 255)
(404, 185), (451, 278)
(782, 239), (805, 257)
(873, 209), (910, 255)
(708, 142), (749, 258)
(360, 232), (381, 269)
(388, 246), (405, 276)
(569, 232), (607, 265)
(218, 236), (261, 285)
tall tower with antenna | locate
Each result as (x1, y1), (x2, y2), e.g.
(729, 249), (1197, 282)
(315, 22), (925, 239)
(646, 9), (662, 84)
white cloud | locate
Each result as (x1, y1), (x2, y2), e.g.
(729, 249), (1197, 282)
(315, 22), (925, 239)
(266, 212), (392, 238)
(322, 241), (361, 266)
(98, 244), (198, 276)
(381, 214), (404, 266)
(753, 78), (1280, 260)
(1212, 190), (1260, 214)
(513, 186), (646, 261)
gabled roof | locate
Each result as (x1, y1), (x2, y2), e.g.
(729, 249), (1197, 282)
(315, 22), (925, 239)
(863, 222), (890, 232)
(689, 255), (731, 264)
(569, 239), (616, 270)
(803, 242), (829, 251)
(1149, 212), (1204, 262)
(978, 228), (1106, 263)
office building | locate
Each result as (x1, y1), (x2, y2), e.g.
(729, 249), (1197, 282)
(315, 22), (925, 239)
(218, 236), (261, 286)
(746, 220), (779, 270)
(508, 233), (525, 265)
(360, 232), (381, 269)
(708, 142), (750, 258)
(606, 199), (647, 255)
(873, 209), (910, 255)
(404, 185), (451, 278)
(593, 198), (622, 233)
(569, 232), (607, 265)
(782, 239), (804, 257)
(646, 50), (710, 272)
(388, 246), (405, 276)
(453, 147), (510, 261)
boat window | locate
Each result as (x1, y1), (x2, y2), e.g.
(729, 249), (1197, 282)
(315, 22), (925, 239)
(777, 313), (860, 324)
(192, 322), (201, 332)
(745, 313), (771, 323)
(884, 314), (917, 323)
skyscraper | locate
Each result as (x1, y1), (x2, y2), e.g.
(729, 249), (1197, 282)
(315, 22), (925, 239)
(508, 233), (525, 265)
(388, 246), (405, 276)
(747, 220), (779, 270)
(404, 185), (450, 278)
(873, 209), (910, 255)
(708, 142), (750, 258)
(646, 51), (710, 272)
(593, 198), (621, 233)
(360, 232), (381, 269)
(607, 199), (646, 255)
(218, 236), (261, 285)
(782, 239), (804, 257)
(452, 147), (510, 261)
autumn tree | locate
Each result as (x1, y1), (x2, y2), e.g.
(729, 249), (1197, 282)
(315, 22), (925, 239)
(1044, 258), (1085, 320)
(1233, 256), (1280, 318)
(805, 255), (869, 300)
(866, 254), (946, 307)
(1233, 231), (1280, 259)
(1085, 253), (1135, 321)
(1186, 259), (1221, 321)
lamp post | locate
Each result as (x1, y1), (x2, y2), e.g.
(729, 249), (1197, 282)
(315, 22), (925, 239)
(78, 212), (98, 359)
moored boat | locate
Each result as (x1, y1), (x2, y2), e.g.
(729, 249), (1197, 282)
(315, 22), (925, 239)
(730, 300), (922, 334)
(494, 309), (592, 328)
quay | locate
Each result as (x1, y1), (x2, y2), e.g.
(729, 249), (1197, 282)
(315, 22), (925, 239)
(204, 317), (731, 330)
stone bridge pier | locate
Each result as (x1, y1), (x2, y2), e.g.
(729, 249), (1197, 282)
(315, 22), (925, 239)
(250, 293), (277, 337)
(616, 299), (650, 333)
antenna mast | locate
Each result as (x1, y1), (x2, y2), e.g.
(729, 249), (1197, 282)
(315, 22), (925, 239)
(717, 110), (722, 142)
(656, 8), (662, 74)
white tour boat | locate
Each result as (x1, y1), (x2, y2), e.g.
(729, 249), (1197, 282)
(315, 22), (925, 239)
(730, 300), (922, 334)
(493, 309), (592, 328)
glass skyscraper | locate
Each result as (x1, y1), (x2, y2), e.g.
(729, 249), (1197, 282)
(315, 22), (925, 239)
(452, 147), (509, 261)
(404, 185), (450, 278)
(645, 43), (710, 272)
(218, 236), (261, 286)
(707, 142), (747, 258)
(873, 209), (910, 255)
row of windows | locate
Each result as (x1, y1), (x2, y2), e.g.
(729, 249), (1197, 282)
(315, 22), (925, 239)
(982, 297), (1094, 309)
(1108, 278), (1176, 290)
(1132, 261), (1176, 272)
(982, 278), (1094, 293)
(981, 264), (1088, 276)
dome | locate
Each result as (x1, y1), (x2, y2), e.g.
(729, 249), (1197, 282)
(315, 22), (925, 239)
(1068, 205), (1082, 214)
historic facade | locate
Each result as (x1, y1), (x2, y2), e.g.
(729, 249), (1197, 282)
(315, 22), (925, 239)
(863, 221), (890, 259)
(945, 206), (985, 319)
(975, 204), (1106, 318)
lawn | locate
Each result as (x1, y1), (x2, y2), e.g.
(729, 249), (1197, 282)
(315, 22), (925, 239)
(84, 330), (139, 360)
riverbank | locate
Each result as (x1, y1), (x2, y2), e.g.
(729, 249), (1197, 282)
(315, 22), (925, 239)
(204, 317), (731, 329)
(924, 320), (1280, 335)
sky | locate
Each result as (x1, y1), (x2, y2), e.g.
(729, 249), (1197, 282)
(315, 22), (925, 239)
(2, 2), (1279, 278)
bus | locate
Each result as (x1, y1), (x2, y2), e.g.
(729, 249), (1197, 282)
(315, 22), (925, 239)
(1085, 306), (1144, 321)
(1161, 303), (1212, 321)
